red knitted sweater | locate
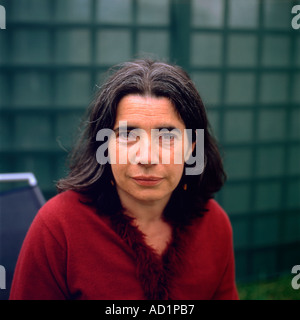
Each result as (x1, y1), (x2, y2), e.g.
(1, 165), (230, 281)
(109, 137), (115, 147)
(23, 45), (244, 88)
(10, 190), (238, 300)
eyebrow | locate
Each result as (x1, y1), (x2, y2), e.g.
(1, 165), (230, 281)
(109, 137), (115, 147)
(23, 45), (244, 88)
(113, 125), (180, 133)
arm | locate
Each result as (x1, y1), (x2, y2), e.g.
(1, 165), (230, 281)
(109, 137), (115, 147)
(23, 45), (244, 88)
(9, 214), (69, 300)
(212, 250), (239, 300)
(212, 224), (239, 300)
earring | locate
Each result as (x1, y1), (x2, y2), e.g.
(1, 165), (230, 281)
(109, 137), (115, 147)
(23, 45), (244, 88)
(183, 183), (187, 191)
(111, 180), (115, 187)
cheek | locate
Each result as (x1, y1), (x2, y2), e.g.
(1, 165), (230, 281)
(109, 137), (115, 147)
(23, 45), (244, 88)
(166, 163), (184, 186)
(109, 138), (130, 165)
(110, 163), (126, 180)
(168, 136), (189, 165)
(108, 138), (117, 164)
(110, 162), (126, 187)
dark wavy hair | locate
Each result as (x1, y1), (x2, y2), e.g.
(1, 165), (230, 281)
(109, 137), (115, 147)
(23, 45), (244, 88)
(57, 59), (226, 225)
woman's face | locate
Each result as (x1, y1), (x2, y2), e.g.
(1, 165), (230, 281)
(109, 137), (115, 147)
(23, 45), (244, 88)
(109, 94), (190, 205)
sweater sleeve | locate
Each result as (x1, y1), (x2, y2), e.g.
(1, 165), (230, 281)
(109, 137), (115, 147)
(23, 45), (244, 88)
(9, 214), (69, 300)
(211, 212), (239, 300)
(212, 243), (239, 300)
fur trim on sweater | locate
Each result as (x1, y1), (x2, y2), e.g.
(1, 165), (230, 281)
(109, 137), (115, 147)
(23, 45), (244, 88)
(109, 211), (190, 300)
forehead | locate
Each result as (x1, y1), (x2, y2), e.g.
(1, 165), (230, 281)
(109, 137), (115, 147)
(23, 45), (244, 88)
(114, 95), (185, 129)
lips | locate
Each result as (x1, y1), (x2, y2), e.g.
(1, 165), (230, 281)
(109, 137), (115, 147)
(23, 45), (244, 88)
(132, 176), (163, 186)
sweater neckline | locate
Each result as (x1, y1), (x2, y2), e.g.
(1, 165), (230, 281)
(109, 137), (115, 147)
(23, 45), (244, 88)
(109, 210), (189, 300)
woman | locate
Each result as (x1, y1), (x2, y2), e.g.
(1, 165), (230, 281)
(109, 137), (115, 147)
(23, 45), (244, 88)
(10, 59), (238, 300)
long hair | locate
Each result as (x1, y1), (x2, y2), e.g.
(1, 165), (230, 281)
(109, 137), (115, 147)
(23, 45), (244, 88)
(57, 59), (226, 225)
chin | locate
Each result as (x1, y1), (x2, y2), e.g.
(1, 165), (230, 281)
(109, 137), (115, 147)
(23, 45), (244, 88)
(131, 190), (170, 203)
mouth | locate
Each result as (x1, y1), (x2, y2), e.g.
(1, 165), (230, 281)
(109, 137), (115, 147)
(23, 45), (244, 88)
(132, 176), (163, 187)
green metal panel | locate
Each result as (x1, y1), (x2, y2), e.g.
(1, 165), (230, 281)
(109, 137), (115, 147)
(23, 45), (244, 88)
(0, 0), (299, 283)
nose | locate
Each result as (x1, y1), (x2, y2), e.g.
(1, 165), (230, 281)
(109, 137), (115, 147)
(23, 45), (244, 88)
(132, 134), (159, 166)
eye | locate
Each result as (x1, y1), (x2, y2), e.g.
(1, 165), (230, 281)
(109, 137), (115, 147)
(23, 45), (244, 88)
(158, 133), (179, 148)
(118, 131), (129, 139)
(118, 130), (139, 142)
(160, 133), (176, 141)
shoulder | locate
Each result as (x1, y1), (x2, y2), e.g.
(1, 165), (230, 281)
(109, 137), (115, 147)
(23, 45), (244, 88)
(29, 190), (100, 247)
(37, 190), (94, 222)
(40, 190), (88, 213)
(205, 199), (232, 229)
(190, 199), (233, 241)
